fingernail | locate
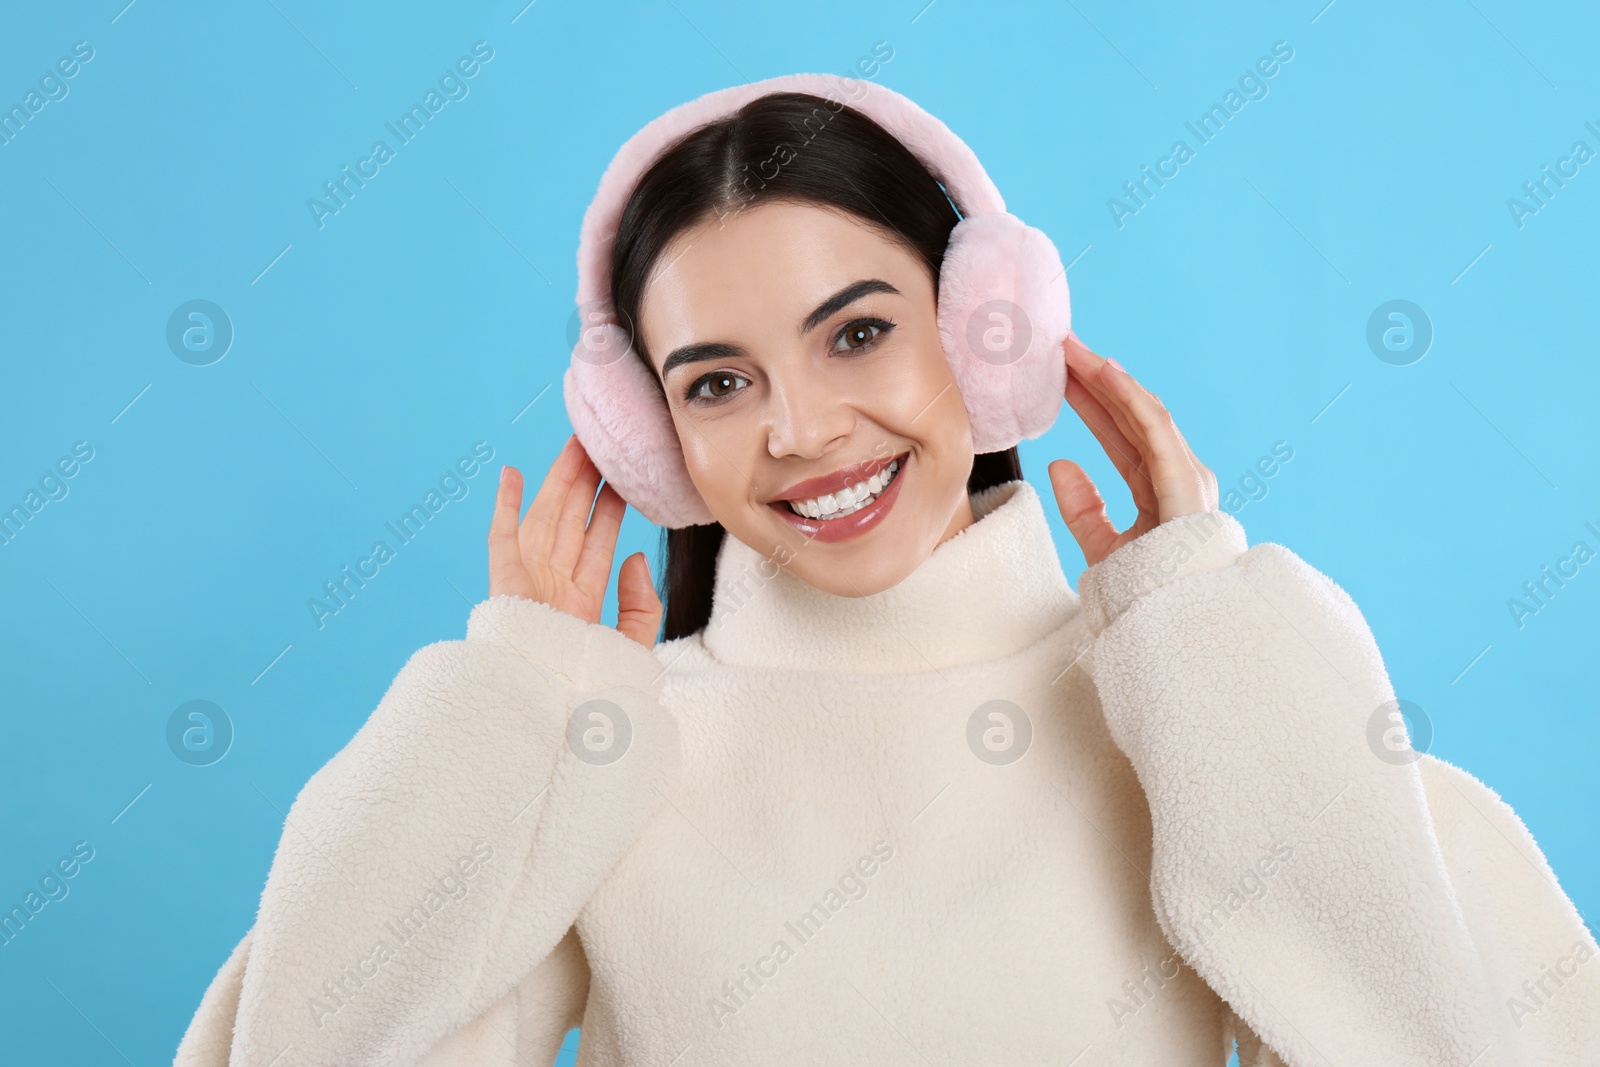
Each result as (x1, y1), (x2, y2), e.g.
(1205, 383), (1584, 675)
(1106, 357), (1125, 373)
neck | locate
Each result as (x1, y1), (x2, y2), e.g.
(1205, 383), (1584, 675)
(939, 489), (978, 546)
(699, 480), (1076, 674)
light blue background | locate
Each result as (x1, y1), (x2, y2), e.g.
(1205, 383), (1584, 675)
(2, 0), (1595, 1063)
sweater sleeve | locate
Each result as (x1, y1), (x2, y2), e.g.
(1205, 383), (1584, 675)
(1076, 509), (1600, 1067)
(172, 595), (678, 1067)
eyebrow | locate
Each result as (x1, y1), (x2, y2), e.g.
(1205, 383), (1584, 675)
(658, 278), (901, 380)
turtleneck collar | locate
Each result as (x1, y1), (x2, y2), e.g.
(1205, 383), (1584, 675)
(699, 479), (1077, 674)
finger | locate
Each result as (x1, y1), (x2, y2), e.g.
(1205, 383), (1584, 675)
(520, 435), (583, 566)
(1065, 339), (1207, 521)
(572, 481), (626, 604)
(1162, 418), (1219, 510)
(547, 446), (603, 580)
(1047, 458), (1124, 566)
(1066, 336), (1185, 473)
(1063, 375), (1160, 519)
(1064, 336), (1155, 463)
(1096, 368), (1210, 521)
(1200, 462), (1220, 510)
(488, 467), (535, 599)
(1067, 336), (1211, 518)
(616, 551), (663, 648)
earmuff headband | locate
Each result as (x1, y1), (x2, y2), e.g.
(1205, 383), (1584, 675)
(563, 73), (1071, 529)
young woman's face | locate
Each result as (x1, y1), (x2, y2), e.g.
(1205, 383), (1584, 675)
(637, 199), (977, 598)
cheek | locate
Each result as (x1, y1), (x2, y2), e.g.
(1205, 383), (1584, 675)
(674, 419), (746, 499)
(870, 337), (971, 443)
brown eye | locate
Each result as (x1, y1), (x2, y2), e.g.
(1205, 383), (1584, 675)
(832, 318), (894, 353)
(686, 370), (750, 404)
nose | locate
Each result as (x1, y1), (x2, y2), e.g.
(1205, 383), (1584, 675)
(764, 361), (855, 460)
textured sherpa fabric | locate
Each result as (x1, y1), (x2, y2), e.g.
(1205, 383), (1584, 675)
(174, 589), (681, 1066)
(175, 480), (1599, 1066)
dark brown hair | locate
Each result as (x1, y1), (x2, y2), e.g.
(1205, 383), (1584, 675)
(608, 90), (1021, 641)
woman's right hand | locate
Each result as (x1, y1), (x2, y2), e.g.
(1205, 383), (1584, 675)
(487, 434), (663, 648)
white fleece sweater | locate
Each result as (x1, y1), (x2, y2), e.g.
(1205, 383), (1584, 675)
(175, 479), (1600, 1067)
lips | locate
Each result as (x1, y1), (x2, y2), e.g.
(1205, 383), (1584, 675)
(770, 451), (904, 504)
(767, 451), (909, 545)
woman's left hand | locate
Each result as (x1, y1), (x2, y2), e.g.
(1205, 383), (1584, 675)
(1048, 332), (1220, 569)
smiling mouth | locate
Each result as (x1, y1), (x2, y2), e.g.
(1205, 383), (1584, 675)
(766, 451), (910, 545)
(781, 456), (902, 520)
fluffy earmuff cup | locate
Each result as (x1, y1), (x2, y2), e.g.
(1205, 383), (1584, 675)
(564, 325), (715, 530)
(935, 213), (1071, 454)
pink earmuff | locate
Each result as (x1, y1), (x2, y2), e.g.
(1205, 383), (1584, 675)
(562, 73), (1071, 529)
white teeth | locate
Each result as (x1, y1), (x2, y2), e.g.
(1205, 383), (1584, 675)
(784, 457), (903, 520)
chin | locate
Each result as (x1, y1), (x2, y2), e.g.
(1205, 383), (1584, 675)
(716, 449), (968, 596)
(779, 491), (954, 597)
(790, 545), (920, 598)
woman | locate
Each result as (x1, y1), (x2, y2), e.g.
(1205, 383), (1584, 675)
(176, 75), (1598, 1066)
